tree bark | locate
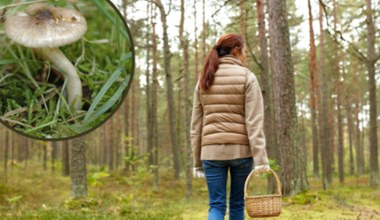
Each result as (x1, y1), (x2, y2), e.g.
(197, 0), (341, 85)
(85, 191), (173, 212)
(146, 1), (153, 168)
(344, 78), (355, 176)
(51, 141), (58, 173)
(365, 0), (379, 186)
(193, 0), (199, 82)
(333, 0), (344, 183)
(180, 0), (192, 198)
(151, 2), (159, 192)
(256, 0), (278, 193)
(268, 0), (309, 196)
(307, 0), (320, 179)
(62, 140), (70, 176)
(153, 0), (181, 179)
(70, 138), (87, 198)
(318, 2), (332, 189)
(355, 97), (364, 175)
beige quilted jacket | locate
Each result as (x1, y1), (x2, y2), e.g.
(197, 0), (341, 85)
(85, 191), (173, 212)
(191, 55), (269, 168)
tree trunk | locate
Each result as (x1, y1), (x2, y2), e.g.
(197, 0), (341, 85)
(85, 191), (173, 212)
(333, 0), (344, 183)
(108, 118), (114, 171)
(124, 89), (130, 173)
(318, 2), (332, 189)
(62, 140), (70, 176)
(51, 141), (58, 173)
(268, 0), (309, 196)
(201, 0), (206, 60)
(193, 0), (199, 81)
(256, 0), (278, 193)
(10, 132), (14, 173)
(307, 0), (320, 179)
(115, 110), (121, 169)
(4, 130), (9, 183)
(345, 81), (355, 176)
(151, 2), (159, 192)
(146, 2), (153, 168)
(70, 138), (87, 198)
(153, 0), (181, 179)
(43, 142), (47, 171)
(355, 97), (364, 175)
(366, 0), (379, 186)
(239, 0), (245, 36)
(180, 0), (192, 198)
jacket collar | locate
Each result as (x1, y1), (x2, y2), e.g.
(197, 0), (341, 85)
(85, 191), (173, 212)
(219, 55), (244, 67)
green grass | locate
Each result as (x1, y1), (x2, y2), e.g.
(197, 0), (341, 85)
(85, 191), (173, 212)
(0, 162), (379, 219)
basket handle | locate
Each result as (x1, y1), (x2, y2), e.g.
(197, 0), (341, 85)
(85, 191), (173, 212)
(244, 168), (282, 198)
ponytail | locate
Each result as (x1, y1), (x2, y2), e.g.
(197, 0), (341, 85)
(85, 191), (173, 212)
(199, 34), (245, 90)
(200, 46), (219, 90)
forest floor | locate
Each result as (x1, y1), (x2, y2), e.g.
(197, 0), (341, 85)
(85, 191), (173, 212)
(0, 162), (379, 219)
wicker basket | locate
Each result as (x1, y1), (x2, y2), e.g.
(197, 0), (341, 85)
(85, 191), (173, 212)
(244, 168), (282, 218)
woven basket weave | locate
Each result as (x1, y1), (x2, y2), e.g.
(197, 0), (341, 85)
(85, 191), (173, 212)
(244, 169), (282, 218)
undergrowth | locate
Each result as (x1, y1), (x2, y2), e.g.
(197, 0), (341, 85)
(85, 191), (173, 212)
(0, 162), (379, 219)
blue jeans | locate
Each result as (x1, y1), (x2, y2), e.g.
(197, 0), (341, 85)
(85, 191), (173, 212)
(202, 157), (253, 220)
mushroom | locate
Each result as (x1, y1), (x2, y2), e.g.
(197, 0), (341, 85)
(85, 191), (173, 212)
(4, 3), (87, 111)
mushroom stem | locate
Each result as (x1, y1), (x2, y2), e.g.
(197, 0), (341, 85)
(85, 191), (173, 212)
(40, 47), (82, 111)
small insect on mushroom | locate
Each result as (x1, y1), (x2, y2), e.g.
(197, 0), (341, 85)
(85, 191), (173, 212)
(4, 3), (87, 111)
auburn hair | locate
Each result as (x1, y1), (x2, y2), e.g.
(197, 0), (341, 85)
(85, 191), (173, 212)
(199, 34), (245, 90)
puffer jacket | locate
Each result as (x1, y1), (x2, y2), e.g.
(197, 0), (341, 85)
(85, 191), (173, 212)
(191, 55), (269, 168)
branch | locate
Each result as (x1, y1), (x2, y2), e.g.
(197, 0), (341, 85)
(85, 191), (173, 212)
(319, 0), (368, 62)
(165, 0), (172, 17)
(245, 39), (261, 68)
(211, 0), (232, 18)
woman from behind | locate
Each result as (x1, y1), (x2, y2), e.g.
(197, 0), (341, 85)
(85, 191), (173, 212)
(191, 33), (270, 220)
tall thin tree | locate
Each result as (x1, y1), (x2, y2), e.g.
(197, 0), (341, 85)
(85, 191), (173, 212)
(193, 0), (199, 81)
(365, 0), (379, 186)
(318, 2), (332, 189)
(179, 0), (192, 197)
(333, 0), (344, 183)
(153, 0), (181, 179)
(307, 0), (320, 179)
(151, 2), (159, 191)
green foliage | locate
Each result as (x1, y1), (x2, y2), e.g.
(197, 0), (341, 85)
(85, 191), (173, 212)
(286, 192), (319, 205)
(269, 158), (280, 171)
(88, 172), (110, 187)
(1, 162), (380, 219)
(63, 197), (100, 210)
(6, 195), (22, 205)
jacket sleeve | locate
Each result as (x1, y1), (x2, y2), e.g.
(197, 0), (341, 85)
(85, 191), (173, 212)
(245, 73), (269, 166)
(190, 82), (203, 168)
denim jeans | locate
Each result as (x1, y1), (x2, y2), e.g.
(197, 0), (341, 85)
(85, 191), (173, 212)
(202, 157), (253, 220)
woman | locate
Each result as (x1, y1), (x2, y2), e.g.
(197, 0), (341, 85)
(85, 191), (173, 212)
(191, 33), (270, 220)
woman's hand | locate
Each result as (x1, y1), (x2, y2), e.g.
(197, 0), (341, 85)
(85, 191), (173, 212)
(254, 165), (270, 173)
(193, 167), (205, 178)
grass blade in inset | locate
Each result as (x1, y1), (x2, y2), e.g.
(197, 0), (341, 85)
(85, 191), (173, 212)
(83, 66), (124, 122)
(84, 73), (130, 124)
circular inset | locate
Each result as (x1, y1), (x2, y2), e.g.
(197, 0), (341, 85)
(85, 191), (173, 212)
(0, 0), (134, 140)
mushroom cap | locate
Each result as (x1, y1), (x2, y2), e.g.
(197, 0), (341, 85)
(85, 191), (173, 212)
(4, 3), (87, 48)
